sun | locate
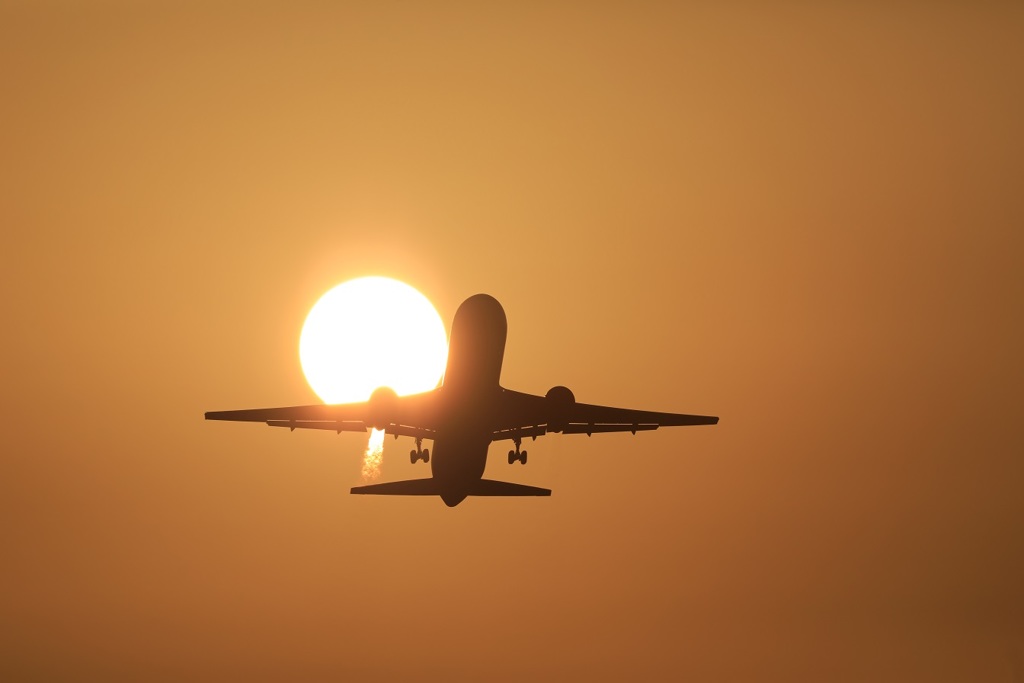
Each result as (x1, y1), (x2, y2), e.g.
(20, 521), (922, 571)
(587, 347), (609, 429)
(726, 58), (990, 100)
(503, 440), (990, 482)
(299, 277), (448, 404)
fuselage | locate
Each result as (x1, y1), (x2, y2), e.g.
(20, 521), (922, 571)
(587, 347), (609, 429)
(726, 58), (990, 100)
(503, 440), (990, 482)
(429, 293), (508, 506)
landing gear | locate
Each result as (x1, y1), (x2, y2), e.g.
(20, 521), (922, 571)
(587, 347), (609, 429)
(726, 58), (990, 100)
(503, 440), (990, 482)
(507, 438), (528, 465)
(410, 438), (429, 464)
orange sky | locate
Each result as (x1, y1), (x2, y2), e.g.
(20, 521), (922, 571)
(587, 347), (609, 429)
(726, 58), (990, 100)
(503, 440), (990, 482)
(2, 3), (1022, 681)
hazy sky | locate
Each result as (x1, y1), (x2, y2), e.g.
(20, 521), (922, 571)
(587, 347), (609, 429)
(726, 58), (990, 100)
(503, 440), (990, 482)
(2, 2), (1022, 681)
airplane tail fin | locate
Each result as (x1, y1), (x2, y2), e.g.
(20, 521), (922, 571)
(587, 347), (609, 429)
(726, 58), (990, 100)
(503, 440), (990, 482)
(350, 478), (550, 497)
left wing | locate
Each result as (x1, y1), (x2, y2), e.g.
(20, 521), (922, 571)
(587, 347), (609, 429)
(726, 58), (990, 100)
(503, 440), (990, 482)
(205, 389), (440, 440)
(492, 388), (718, 441)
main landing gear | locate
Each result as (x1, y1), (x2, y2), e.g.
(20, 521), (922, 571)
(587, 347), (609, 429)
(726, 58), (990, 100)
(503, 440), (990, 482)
(507, 437), (527, 465)
(410, 438), (429, 464)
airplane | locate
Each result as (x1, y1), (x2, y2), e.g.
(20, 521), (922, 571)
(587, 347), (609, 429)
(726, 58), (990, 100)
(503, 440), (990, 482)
(205, 294), (718, 507)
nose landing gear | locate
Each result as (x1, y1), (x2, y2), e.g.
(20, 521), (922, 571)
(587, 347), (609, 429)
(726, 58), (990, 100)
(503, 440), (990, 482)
(507, 437), (528, 465)
(410, 438), (429, 464)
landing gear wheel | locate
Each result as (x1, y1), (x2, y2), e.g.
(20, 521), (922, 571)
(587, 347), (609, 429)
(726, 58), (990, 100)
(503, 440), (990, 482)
(410, 449), (417, 464)
(422, 448), (430, 464)
(521, 450), (528, 465)
(508, 450), (515, 465)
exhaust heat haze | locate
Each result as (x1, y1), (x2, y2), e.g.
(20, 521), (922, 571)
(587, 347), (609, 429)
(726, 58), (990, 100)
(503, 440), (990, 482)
(362, 428), (385, 481)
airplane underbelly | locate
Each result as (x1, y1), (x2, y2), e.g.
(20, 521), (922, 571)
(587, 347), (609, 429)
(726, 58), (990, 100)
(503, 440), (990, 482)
(430, 432), (489, 487)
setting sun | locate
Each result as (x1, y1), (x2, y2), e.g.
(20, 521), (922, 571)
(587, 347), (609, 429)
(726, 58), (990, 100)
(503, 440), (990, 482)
(299, 277), (448, 404)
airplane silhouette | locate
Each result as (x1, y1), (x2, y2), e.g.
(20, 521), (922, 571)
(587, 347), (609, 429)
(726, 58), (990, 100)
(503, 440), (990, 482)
(206, 294), (718, 506)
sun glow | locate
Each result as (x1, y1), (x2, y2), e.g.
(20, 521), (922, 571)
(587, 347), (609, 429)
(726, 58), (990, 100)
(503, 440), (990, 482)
(300, 277), (448, 404)
(299, 277), (448, 479)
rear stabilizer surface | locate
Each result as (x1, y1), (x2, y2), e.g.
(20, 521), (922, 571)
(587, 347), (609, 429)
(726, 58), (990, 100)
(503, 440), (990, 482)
(350, 478), (550, 497)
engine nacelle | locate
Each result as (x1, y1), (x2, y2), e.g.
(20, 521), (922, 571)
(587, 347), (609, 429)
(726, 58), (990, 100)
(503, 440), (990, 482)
(545, 385), (575, 433)
(368, 386), (399, 431)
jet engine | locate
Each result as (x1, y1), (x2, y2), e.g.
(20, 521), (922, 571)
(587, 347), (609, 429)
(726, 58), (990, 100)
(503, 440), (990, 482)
(368, 386), (399, 431)
(545, 385), (575, 433)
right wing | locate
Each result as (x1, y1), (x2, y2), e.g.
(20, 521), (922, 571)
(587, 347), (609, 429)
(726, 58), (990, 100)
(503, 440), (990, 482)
(205, 389), (441, 440)
(492, 388), (718, 440)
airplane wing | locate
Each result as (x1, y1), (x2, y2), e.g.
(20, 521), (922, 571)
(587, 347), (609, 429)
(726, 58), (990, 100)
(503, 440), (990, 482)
(492, 388), (718, 441)
(205, 389), (440, 440)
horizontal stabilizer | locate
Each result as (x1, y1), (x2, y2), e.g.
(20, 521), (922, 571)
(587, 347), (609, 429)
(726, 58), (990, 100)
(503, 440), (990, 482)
(350, 478), (551, 497)
(351, 478), (440, 496)
(470, 479), (551, 496)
